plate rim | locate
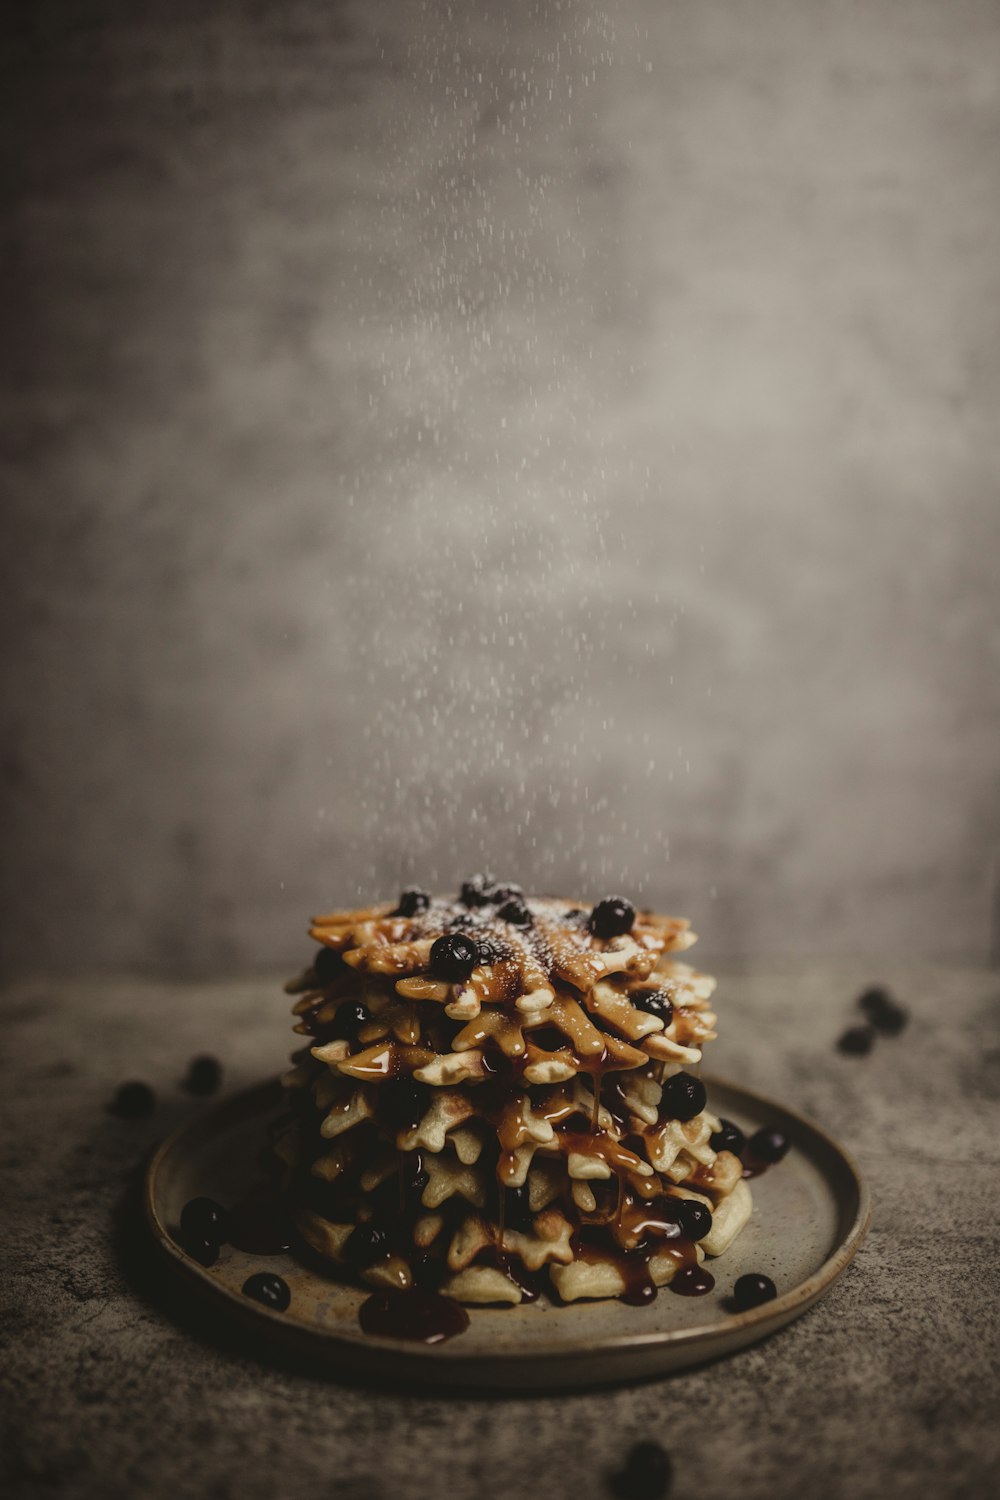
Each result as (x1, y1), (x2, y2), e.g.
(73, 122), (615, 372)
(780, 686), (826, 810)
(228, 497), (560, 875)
(144, 1072), (871, 1374)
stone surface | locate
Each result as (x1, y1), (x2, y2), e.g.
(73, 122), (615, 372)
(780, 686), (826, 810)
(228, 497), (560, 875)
(3, 962), (999, 1499)
(3, 0), (1000, 978)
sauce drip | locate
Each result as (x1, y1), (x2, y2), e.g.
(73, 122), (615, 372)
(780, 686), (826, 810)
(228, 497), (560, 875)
(228, 1182), (293, 1255)
(359, 1287), (470, 1343)
(669, 1264), (715, 1297)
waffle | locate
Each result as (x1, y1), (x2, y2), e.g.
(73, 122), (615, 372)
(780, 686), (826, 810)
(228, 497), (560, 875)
(275, 884), (753, 1306)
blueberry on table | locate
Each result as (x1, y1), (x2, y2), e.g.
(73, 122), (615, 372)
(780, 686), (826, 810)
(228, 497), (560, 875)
(631, 988), (674, 1027)
(659, 1071), (707, 1122)
(430, 931), (480, 981)
(747, 1126), (789, 1163)
(709, 1118), (745, 1155)
(242, 1272), (291, 1312)
(838, 1024), (876, 1056)
(858, 986), (908, 1035)
(676, 1199), (713, 1241)
(109, 1081), (155, 1119)
(609, 1439), (672, 1499)
(184, 1054), (222, 1095)
(394, 888), (430, 918)
(733, 1272), (777, 1311)
(180, 1197), (230, 1245)
(312, 945), (342, 984)
(588, 896), (636, 939)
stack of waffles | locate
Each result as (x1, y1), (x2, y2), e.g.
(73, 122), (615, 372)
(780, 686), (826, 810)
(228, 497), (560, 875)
(272, 882), (753, 1305)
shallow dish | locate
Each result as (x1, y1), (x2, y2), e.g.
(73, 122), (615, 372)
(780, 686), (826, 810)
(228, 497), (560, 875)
(145, 1075), (869, 1389)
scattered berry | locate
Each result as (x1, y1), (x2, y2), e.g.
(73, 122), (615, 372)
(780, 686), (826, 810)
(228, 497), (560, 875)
(610, 1440), (673, 1500)
(497, 896), (532, 926)
(312, 946), (342, 984)
(109, 1081), (155, 1119)
(242, 1272), (290, 1312)
(660, 1071), (706, 1122)
(858, 986), (908, 1035)
(733, 1272), (777, 1311)
(180, 1197), (230, 1245)
(394, 888), (430, 918)
(588, 896), (636, 939)
(838, 1024), (875, 1056)
(709, 1118), (745, 1155)
(630, 988), (674, 1027)
(184, 1054), (222, 1095)
(747, 1127), (789, 1164)
(676, 1199), (713, 1241)
(430, 931), (480, 981)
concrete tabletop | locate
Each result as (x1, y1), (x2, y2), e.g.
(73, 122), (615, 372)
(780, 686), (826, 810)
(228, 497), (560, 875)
(2, 962), (998, 1500)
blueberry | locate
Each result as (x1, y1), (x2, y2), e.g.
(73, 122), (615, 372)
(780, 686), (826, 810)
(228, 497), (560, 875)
(486, 882), (523, 905)
(659, 1071), (706, 1122)
(430, 931), (480, 981)
(337, 1001), (372, 1043)
(242, 1272), (290, 1312)
(858, 986), (908, 1036)
(183, 1235), (219, 1268)
(612, 1439), (672, 1499)
(733, 1272), (777, 1311)
(344, 1223), (391, 1268)
(394, 888), (430, 918)
(709, 1118), (746, 1155)
(563, 907), (586, 923)
(184, 1054), (222, 1095)
(312, 946), (342, 984)
(180, 1197), (231, 1245)
(497, 896), (532, 926)
(630, 988), (674, 1027)
(588, 896), (636, 939)
(747, 1127), (789, 1164)
(837, 1024), (875, 1056)
(676, 1199), (713, 1241)
(109, 1081), (155, 1119)
(474, 936), (503, 965)
(459, 873), (495, 907)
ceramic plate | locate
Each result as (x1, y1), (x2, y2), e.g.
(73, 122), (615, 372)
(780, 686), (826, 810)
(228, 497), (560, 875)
(145, 1075), (869, 1389)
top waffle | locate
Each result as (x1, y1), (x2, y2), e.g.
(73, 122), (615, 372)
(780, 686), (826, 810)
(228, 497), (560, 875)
(287, 882), (718, 1089)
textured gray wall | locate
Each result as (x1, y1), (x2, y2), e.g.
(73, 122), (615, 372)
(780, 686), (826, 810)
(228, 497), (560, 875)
(3, 0), (1000, 978)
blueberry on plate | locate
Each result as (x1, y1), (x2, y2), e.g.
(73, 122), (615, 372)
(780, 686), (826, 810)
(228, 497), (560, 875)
(109, 1081), (155, 1119)
(709, 1117), (745, 1155)
(242, 1272), (291, 1312)
(180, 1196), (231, 1245)
(588, 896), (636, 939)
(659, 1071), (706, 1122)
(183, 1235), (219, 1268)
(747, 1126), (789, 1164)
(732, 1272), (777, 1311)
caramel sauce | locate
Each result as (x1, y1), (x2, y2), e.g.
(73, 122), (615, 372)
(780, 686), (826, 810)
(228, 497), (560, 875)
(229, 1182), (293, 1255)
(359, 1287), (469, 1343)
